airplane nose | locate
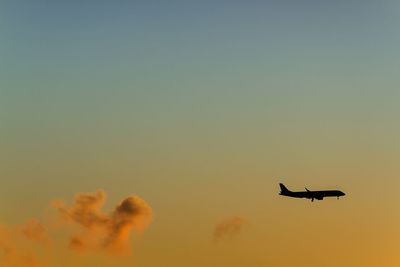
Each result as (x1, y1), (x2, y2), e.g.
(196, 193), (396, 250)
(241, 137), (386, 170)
(341, 192), (346, 196)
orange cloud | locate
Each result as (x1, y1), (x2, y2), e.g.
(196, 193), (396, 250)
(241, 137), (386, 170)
(104, 196), (153, 251)
(0, 189), (153, 266)
(213, 216), (246, 242)
(1, 246), (39, 267)
(22, 219), (49, 246)
(53, 190), (153, 254)
(0, 223), (43, 267)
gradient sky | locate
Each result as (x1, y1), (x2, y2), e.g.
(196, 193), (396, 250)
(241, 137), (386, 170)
(1, 1), (400, 267)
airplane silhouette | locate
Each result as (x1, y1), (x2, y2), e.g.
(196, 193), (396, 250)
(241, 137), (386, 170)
(279, 183), (345, 202)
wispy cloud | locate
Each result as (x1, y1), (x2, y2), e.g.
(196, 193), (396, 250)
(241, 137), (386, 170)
(0, 222), (45, 267)
(213, 216), (246, 242)
(22, 219), (50, 246)
(0, 189), (153, 266)
(53, 190), (153, 254)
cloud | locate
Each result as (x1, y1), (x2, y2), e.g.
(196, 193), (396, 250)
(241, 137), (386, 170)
(22, 220), (49, 246)
(53, 189), (107, 228)
(213, 216), (246, 242)
(1, 246), (39, 267)
(103, 196), (153, 251)
(0, 223), (42, 267)
(53, 190), (153, 254)
(0, 189), (153, 266)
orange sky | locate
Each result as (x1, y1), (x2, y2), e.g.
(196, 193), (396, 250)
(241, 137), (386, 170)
(2, 1), (400, 266)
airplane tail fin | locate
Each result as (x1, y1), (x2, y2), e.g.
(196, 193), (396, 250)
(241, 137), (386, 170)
(279, 183), (291, 195)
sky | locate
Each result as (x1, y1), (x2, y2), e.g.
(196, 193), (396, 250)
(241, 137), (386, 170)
(1, 1), (400, 266)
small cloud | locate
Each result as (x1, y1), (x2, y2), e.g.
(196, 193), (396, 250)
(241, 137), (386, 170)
(22, 219), (50, 246)
(0, 223), (42, 267)
(213, 216), (246, 242)
(104, 196), (153, 252)
(53, 190), (153, 254)
(69, 236), (85, 251)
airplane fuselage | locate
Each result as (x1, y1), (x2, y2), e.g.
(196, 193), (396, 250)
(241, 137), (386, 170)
(279, 183), (345, 201)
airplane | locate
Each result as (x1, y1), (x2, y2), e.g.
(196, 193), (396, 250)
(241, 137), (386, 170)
(279, 183), (345, 202)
